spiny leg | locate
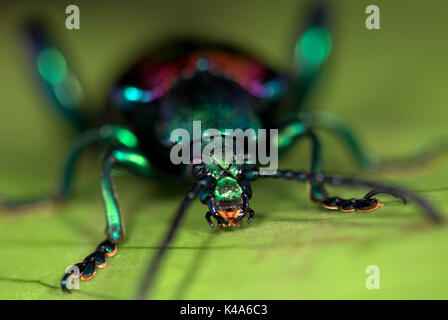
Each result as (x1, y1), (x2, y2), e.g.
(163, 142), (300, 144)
(245, 169), (443, 224)
(61, 148), (161, 292)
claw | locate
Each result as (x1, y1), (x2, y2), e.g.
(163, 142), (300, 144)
(354, 197), (383, 212)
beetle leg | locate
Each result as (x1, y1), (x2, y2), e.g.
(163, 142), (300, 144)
(60, 148), (161, 292)
(0, 128), (100, 213)
(293, 111), (379, 171)
(24, 21), (89, 130)
(205, 211), (229, 228)
(250, 169), (442, 223)
(206, 197), (230, 228)
(61, 239), (117, 292)
(321, 188), (407, 213)
(276, 119), (384, 212)
(208, 213), (229, 228)
(0, 125), (140, 214)
(205, 211), (215, 228)
(276, 119), (327, 202)
(135, 182), (204, 299)
(322, 196), (383, 212)
(321, 188), (409, 213)
(292, 3), (332, 107)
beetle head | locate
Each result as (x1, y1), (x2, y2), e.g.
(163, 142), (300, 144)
(188, 156), (254, 227)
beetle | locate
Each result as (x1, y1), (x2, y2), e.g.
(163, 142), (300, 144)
(0, 4), (443, 299)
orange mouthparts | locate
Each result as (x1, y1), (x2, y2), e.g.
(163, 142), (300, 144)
(217, 208), (243, 227)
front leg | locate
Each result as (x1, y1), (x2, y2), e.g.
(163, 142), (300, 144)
(61, 148), (160, 292)
(247, 169), (442, 223)
(276, 119), (384, 213)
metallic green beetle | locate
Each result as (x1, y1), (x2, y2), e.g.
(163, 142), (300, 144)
(0, 4), (442, 298)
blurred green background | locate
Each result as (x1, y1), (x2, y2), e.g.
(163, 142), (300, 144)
(0, 0), (447, 299)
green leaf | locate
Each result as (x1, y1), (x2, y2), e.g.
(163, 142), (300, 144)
(0, 0), (447, 299)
